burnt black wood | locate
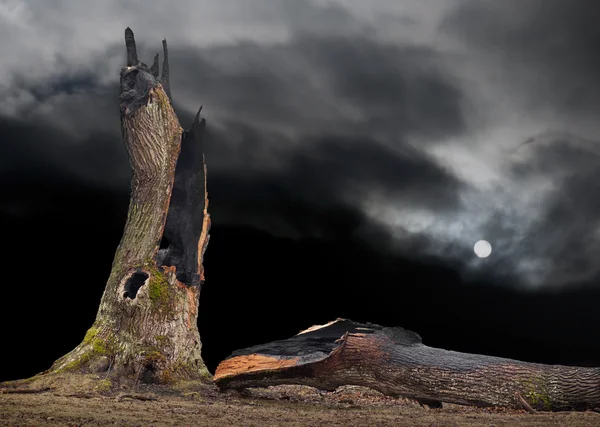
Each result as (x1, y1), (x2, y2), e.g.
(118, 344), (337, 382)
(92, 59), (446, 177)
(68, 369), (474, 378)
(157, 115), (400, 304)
(158, 108), (207, 286)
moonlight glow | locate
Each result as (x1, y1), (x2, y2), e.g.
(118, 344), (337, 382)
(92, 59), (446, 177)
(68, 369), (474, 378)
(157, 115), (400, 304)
(474, 240), (492, 258)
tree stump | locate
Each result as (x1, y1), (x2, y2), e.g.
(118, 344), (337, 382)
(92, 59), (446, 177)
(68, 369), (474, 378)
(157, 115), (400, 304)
(3, 28), (211, 390)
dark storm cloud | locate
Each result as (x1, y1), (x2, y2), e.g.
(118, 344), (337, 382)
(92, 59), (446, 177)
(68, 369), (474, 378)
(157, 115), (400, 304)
(171, 30), (467, 242)
(0, 113), (129, 195)
(1, 1), (467, 269)
(207, 127), (465, 239)
(443, 0), (600, 119)
(281, 0), (371, 38)
(459, 132), (600, 288)
(295, 36), (465, 140)
(438, 1), (600, 287)
(23, 72), (100, 104)
(512, 134), (600, 286)
(171, 33), (465, 143)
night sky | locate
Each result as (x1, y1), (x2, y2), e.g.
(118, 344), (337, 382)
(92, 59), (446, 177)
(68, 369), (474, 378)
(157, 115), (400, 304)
(2, 0), (600, 382)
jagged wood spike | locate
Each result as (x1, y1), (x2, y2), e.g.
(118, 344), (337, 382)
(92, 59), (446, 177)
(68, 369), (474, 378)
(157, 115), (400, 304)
(125, 27), (138, 66)
(161, 38), (172, 101)
(194, 106), (203, 124)
(149, 53), (160, 78)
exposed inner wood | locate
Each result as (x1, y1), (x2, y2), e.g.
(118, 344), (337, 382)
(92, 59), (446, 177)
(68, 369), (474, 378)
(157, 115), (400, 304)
(215, 355), (300, 381)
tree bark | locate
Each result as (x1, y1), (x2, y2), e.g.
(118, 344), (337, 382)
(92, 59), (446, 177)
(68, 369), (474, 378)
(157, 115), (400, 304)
(45, 28), (211, 385)
(214, 319), (600, 411)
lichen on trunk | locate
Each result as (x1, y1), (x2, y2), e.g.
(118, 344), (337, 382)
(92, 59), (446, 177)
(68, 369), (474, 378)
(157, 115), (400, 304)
(28, 27), (211, 388)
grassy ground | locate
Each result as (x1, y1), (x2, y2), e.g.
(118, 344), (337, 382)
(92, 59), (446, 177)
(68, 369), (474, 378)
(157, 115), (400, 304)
(2, 383), (600, 427)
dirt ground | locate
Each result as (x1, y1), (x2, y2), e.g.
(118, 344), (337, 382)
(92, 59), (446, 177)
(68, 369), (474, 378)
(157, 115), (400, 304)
(2, 383), (600, 427)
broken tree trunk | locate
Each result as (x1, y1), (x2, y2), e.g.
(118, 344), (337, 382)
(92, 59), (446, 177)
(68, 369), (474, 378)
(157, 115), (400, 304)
(40, 28), (211, 385)
(214, 319), (600, 411)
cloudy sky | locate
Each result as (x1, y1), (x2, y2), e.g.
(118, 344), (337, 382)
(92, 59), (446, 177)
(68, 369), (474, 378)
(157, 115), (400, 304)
(2, 0), (600, 290)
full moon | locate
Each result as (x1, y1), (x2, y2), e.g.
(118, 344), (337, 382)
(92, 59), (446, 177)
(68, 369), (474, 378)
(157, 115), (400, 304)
(474, 240), (492, 258)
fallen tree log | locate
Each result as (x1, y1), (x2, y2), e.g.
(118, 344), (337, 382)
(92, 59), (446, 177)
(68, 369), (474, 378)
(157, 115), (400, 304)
(214, 319), (600, 411)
